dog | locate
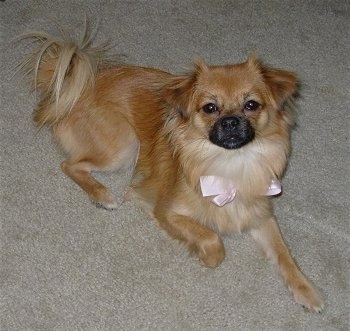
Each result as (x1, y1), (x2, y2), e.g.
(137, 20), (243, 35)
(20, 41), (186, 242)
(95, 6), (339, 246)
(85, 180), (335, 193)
(19, 27), (323, 312)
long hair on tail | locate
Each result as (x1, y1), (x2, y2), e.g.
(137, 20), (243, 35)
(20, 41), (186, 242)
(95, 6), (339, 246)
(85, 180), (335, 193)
(18, 21), (107, 127)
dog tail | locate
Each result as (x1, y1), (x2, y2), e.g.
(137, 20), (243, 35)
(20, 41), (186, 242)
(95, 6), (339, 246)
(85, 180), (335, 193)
(19, 26), (105, 126)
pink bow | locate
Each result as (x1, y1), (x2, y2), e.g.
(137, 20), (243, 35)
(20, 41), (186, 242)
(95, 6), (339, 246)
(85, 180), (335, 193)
(200, 176), (281, 207)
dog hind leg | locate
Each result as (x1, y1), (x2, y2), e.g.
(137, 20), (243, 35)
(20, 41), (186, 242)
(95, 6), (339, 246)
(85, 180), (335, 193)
(56, 111), (139, 209)
(61, 160), (120, 209)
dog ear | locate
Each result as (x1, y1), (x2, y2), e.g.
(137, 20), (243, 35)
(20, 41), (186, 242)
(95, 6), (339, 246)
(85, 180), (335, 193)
(162, 61), (207, 119)
(262, 67), (298, 109)
(163, 75), (195, 119)
(247, 56), (298, 109)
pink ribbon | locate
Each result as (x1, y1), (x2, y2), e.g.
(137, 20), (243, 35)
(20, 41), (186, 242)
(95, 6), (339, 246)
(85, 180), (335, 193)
(200, 176), (281, 207)
(266, 179), (282, 196)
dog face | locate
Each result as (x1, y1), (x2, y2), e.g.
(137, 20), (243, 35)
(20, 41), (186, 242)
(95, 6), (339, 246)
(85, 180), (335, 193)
(164, 57), (298, 150)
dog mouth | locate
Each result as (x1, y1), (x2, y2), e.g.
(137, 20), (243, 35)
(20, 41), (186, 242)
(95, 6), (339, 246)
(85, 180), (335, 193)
(222, 135), (252, 149)
(209, 116), (255, 150)
(214, 133), (254, 149)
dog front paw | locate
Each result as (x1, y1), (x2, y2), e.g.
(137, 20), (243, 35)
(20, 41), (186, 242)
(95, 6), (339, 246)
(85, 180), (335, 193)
(289, 278), (324, 313)
(197, 235), (225, 268)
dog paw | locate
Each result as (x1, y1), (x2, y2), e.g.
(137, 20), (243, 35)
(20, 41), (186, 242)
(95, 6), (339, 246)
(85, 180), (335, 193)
(90, 190), (120, 210)
(198, 235), (225, 268)
(289, 279), (324, 313)
(93, 199), (120, 210)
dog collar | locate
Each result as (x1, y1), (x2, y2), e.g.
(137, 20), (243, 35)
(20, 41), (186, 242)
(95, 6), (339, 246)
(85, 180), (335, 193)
(200, 176), (281, 207)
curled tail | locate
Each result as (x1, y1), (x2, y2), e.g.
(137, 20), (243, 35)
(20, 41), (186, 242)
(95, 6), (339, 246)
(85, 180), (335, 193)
(19, 27), (106, 126)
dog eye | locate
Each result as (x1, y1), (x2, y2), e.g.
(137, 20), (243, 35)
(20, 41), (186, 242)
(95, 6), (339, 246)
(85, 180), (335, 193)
(202, 103), (219, 114)
(244, 100), (260, 111)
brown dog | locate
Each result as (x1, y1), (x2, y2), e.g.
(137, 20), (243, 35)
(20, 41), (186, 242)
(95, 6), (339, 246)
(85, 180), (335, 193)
(20, 29), (323, 312)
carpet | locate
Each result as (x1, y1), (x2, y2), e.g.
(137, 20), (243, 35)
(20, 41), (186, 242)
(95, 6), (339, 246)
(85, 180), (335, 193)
(1, 1), (349, 330)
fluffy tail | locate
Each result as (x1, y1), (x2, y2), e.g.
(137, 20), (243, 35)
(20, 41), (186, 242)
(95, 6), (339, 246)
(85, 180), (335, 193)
(19, 26), (106, 126)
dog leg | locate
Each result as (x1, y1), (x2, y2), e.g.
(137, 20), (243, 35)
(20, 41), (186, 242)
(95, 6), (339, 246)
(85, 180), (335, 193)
(250, 217), (324, 312)
(61, 160), (119, 209)
(154, 210), (225, 267)
(56, 111), (139, 209)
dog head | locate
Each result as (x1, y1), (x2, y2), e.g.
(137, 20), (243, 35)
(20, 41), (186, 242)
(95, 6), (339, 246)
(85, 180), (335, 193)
(163, 56), (298, 151)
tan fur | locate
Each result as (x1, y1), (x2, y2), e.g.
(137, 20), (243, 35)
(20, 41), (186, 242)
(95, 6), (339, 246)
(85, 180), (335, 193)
(20, 30), (323, 312)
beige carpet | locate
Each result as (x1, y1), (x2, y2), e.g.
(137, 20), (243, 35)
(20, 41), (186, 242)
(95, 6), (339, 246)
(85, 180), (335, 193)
(1, 1), (349, 330)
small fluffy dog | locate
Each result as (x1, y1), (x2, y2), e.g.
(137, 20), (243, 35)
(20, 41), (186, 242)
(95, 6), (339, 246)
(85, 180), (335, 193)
(20, 28), (323, 312)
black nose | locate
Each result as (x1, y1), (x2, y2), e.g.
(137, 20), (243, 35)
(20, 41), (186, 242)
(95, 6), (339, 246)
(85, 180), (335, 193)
(221, 116), (240, 129)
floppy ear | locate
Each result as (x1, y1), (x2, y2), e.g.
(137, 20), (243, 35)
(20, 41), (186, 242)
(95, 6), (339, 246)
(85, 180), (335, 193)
(162, 60), (207, 119)
(162, 75), (196, 119)
(247, 56), (298, 109)
(262, 67), (299, 109)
